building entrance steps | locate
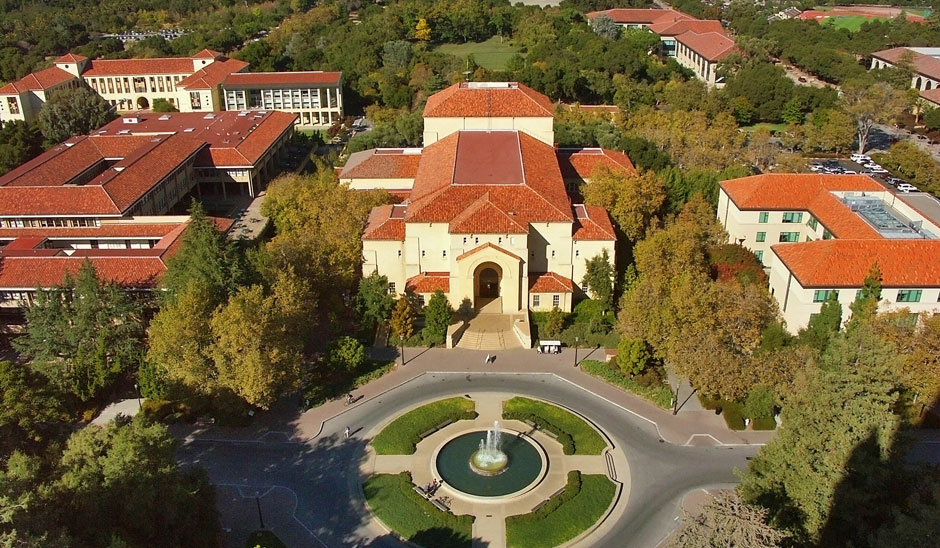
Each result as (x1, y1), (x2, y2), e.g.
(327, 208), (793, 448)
(456, 314), (520, 350)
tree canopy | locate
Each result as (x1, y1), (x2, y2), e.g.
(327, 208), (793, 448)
(36, 87), (114, 144)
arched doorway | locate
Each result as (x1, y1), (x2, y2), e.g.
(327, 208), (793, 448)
(473, 262), (502, 311)
(136, 97), (149, 110)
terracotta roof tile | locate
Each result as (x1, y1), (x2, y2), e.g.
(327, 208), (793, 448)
(557, 148), (637, 180)
(55, 53), (88, 63)
(587, 8), (690, 25)
(529, 272), (574, 293)
(0, 223), (185, 240)
(83, 57), (196, 76)
(675, 31), (738, 62)
(176, 58), (248, 90)
(448, 193), (529, 234)
(0, 257), (166, 289)
(423, 82), (554, 118)
(0, 66), (75, 94)
(192, 49), (222, 59)
(340, 149), (421, 179)
(572, 205), (616, 240)
(649, 18), (726, 36)
(362, 204), (406, 240)
(405, 272), (450, 293)
(0, 186), (119, 216)
(224, 71), (342, 87)
(771, 240), (940, 288)
(873, 47), (940, 81)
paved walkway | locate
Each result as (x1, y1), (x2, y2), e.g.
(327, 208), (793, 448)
(91, 398), (141, 426)
(175, 347), (775, 448)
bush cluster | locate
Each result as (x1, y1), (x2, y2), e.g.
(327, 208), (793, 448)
(395, 472), (475, 532)
(502, 411), (576, 454)
(372, 398), (477, 454)
(580, 360), (673, 409)
(511, 471), (582, 524)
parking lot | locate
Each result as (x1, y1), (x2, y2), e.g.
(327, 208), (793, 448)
(807, 155), (921, 193)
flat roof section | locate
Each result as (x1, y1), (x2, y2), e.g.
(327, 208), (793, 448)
(452, 131), (524, 186)
(842, 196), (936, 239)
(897, 193), (940, 231)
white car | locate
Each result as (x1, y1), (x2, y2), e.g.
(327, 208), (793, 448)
(896, 183), (919, 193)
(851, 154), (871, 162)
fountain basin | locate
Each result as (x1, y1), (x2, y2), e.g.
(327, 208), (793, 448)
(434, 430), (545, 498)
(470, 448), (509, 475)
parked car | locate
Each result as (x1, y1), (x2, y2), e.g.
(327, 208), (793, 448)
(887, 177), (907, 186)
(896, 183), (919, 192)
(843, 170), (857, 174)
(851, 153), (870, 162)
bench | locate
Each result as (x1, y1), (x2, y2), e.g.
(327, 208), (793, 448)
(431, 498), (451, 513)
(412, 485), (427, 497)
(530, 487), (566, 513)
(418, 419), (455, 440)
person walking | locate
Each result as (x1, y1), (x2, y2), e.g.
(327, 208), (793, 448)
(344, 426), (351, 439)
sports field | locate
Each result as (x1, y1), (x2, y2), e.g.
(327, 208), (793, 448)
(435, 36), (522, 71)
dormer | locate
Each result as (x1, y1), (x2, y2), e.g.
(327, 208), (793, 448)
(54, 53), (89, 77)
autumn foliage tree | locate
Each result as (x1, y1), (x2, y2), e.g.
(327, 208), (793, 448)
(582, 166), (665, 243)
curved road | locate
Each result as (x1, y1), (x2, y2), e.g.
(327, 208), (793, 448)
(178, 372), (758, 548)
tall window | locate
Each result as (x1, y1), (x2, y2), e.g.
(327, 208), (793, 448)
(897, 289), (922, 303)
(779, 232), (800, 243)
(755, 250), (763, 263)
(533, 295), (540, 307)
(823, 229), (833, 240)
(808, 216), (818, 230)
(6, 97), (18, 114)
(758, 212), (769, 223)
(756, 232), (766, 243)
(552, 295), (560, 307)
(782, 212), (803, 223)
(813, 290), (839, 303)
(388, 282), (396, 295)
(190, 92), (202, 110)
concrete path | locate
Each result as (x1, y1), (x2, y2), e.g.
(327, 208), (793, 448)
(91, 398), (141, 426)
(174, 347), (775, 448)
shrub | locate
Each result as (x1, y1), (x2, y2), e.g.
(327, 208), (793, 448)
(616, 337), (652, 376)
(502, 396), (606, 455)
(372, 397), (477, 454)
(744, 385), (776, 419)
(511, 471), (582, 523)
(543, 307), (566, 338)
(152, 98), (178, 112)
(326, 336), (366, 372)
(752, 416), (777, 430)
(700, 395), (746, 430)
(502, 411), (576, 454)
(363, 472), (473, 546)
(506, 474), (616, 548)
(580, 360), (673, 408)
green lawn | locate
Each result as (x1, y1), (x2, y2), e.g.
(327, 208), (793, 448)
(579, 360), (674, 409)
(741, 122), (787, 134)
(371, 397), (477, 455)
(363, 473), (473, 547)
(244, 530), (287, 548)
(435, 36), (521, 71)
(506, 474), (616, 548)
(822, 15), (881, 32)
(502, 397), (606, 455)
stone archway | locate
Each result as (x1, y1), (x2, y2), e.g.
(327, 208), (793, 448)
(473, 262), (502, 309)
(136, 97), (149, 110)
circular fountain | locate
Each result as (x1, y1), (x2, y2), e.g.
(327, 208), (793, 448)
(434, 420), (546, 498)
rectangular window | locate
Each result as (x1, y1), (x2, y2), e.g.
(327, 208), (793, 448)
(388, 282), (396, 295)
(755, 250), (763, 263)
(417, 295), (425, 307)
(823, 230), (833, 240)
(581, 284), (589, 293)
(779, 232), (800, 243)
(756, 232), (766, 243)
(190, 92), (202, 110)
(808, 217), (818, 230)
(6, 97), (19, 115)
(552, 295), (560, 308)
(782, 212), (803, 223)
(758, 212), (769, 223)
(533, 295), (540, 307)
(575, 249), (579, 257)
(813, 289), (839, 303)
(897, 289), (922, 303)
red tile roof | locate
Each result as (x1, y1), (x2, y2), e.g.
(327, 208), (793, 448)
(192, 49), (222, 59)
(83, 57), (196, 76)
(176, 58), (248, 90)
(456, 242), (522, 262)
(362, 204), (406, 241)
(224, 71), (343, 87)
(0, 222), (185, 240)
(649, 18), (726, 36)
(920, 87), (940, 106)
(720, 174), (885, 239)
(340, 149), (421, 180)
(424, 82), (554, 118)
(771, 240), (940, 288)
(0, 66), (75, 94)
(55, 53), (88, 63)
(99, 135), (206, 211)
(675, 31), (738, 62)
(529, 272), (574, 293)
(586, 8), (690, 25)
(557, 148), (637, 180)
(0, 186), (119, 216)
(873, 47), (940, 81)
(405, 272), (450, 293)
(448, 193), (529, 234)
(0, 256), (167, 289)
(572, 205), (616, 241)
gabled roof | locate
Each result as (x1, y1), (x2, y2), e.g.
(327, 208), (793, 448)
(649, 19), (726, 36)
(572, 205), (616, 241)
(529, 272), (574, 293)
(224, 71), (343, 87)
(720, 174), (884, 239)
(675, 31), (738, 62)
(339, 149), (421, 180)
(0, 66), (75, 94)
(556, 148), (637, 180)
(362, 204), (406, 241)
(872, 47), (940, 82)
(423, 82), (554, 118)
(448, 192), (529, 234)
(82, 57), (196, 76)
(456, 242), (522, 262)
(175, 58), (248, 90)
(55, 53), (88, 63)
(405, 272), (450, 293)
(192, 48), (222, 59)
(771, 239), (940, 288)
(586, 8), (690, 25)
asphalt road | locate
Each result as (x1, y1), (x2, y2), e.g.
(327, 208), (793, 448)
(178, 373), (759, 548)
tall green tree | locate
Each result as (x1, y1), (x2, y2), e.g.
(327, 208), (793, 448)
(355, 271), (395, 333)
(146, 280), (216, 394)
(616, 337), (651, 376)
(14, 260), (143, 401)
(840, 81), (907, 153)
(325, 336), (365, 372)
(581, 250), (615, 309)
(797, 292), (842, 352)
(389, 296), (415, 366)
(36, 87), (114, 143)
(0, 121), (44, 176)
(848, 263), (882, 330)
(0, 361), (66, 456)
(423, 290), (453, 345)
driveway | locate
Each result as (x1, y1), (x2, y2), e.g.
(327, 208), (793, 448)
(178, 372), (758, 548)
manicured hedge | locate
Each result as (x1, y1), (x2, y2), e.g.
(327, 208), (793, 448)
(699, 395), (746, 430)
(363, 473), (473, 547)
(752, 416), (777, 430)
(371, 397), (477, 455)
(580, 360), (673, 409)
(506, 473), (616, 548)
(502, 397), (606, 455)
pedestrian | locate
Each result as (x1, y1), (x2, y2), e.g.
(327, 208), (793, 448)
(484, 354), (489, 364)
(344, 425), (351, 439)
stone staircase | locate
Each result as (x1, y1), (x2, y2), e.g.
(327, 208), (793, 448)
(456, 328), (508, 350)
(455, 313), (522, 350)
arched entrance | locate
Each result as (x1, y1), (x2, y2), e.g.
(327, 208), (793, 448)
(473, 262), (502, 311)
(136, 97), (149, 109)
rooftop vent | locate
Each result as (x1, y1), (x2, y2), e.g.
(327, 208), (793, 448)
(123, 116), (140, 124)
(117, 129), (131, 135)
(183, 128), (195, 133)
(203, 113), (216, 119)
(158, 114), (171, 121)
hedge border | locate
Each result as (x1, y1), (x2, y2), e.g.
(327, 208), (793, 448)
(580, 360), (673, 409)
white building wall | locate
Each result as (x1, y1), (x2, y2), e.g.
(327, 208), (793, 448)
(341, 177), (415, 191)
(423, 116), (554, 146)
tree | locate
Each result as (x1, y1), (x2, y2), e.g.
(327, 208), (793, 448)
(847, 262), (882, 330)
(389, 296), (415, 365)
(591, 14), (621, 40)
(723, 63), (795, 122)
(325, 336), (365, 372)
(414, 18), (432, 41)
(382, 40), (412, 71)
(355, 272), (395, 333)
(582, 167), (665, 242)
(161, 201), (245, 306)
(0, 361), (65, 456)
(875, 140), (940, 195)
(543, 307), (566, 339)
(746, 127), (778, 172)
(802, 108), (855, 154)
(146, 280), (216, 394)
(0, 121), (44, 176)
(616, 337), (651, 376)
(151, 98), (178, 112)
(841, 81), (907, 153)
(743, 384), (776, 420)
(581, 250), (614, 309)
(14, 260), (143, 401)
(780, 97), (804, 125)
(208, 285), (303, 409)
(36, 87), (114, 143)
(797, 292), (841, 351)
(423, 290), (453, 345)
(668, 491), (787, 548)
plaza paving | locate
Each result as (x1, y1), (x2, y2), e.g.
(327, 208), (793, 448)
(174, 348), (771, 548)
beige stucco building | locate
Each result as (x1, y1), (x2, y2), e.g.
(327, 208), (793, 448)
(718, 174), (940, 332)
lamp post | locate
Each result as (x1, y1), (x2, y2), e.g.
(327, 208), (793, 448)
(672, 381), (680, 415)
(573, 336), (579, 367)
(133, 383), (141, 410)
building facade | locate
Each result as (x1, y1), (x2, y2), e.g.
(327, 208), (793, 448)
(718, 174), (940, 332)
(0, 50), (342, 129)
(870, 47), (940, 106)
(350, 83), (627, 316)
